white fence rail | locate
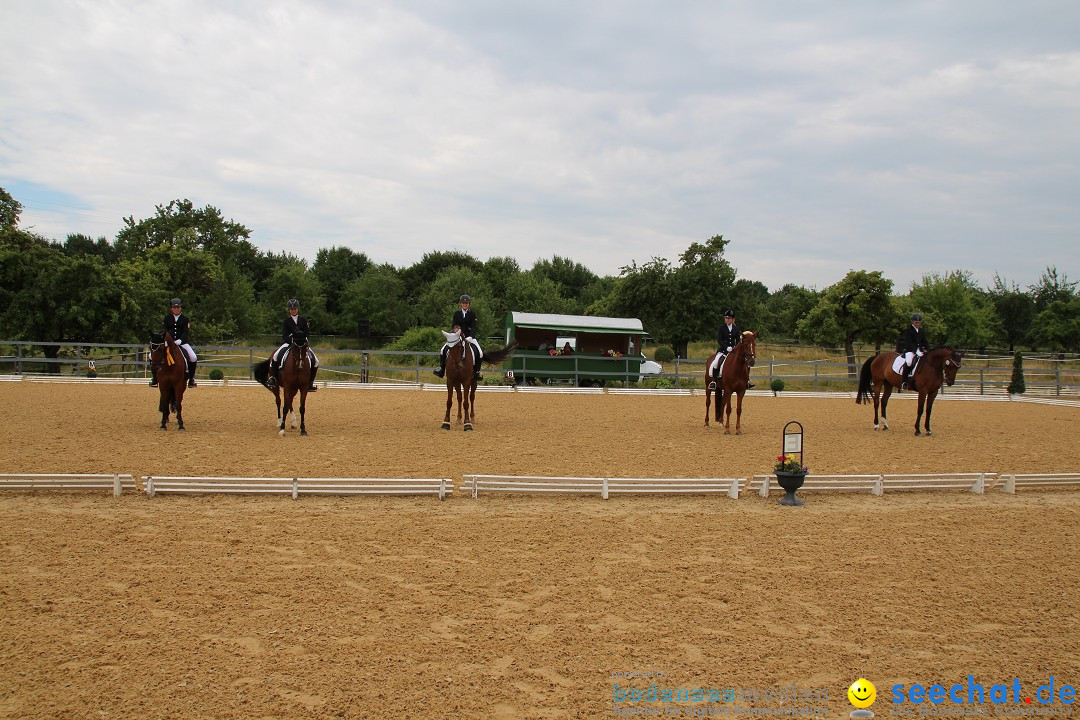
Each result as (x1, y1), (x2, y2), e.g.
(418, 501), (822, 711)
(0, 473), (137, 496)
(750, 472), (997, 496)
(998, 473), (1080, 493)
(466, 474), (740, 499)
(142, 476), (452, 499)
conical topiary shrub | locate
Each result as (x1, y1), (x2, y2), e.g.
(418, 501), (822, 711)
(1007, 350), (1026, 395)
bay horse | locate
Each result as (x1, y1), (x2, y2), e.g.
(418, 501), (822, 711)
(253, 331), (312, 436)
(149, 330), (187, 430)
(855, 346), (963, 436)
(704, 331), (756, 434)
(440, 328), (516, 431)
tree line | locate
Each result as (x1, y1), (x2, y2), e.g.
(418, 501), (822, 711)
(2, 188), (1077, 366)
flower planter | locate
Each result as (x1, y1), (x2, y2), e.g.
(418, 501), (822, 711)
(774, 471), (807, 506)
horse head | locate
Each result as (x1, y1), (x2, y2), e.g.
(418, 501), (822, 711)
(740, 331), (757, 368)
(943, 348), (963, 386)
(149, 330), (175, 369)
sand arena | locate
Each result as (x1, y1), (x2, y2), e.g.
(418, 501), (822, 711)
(1, 382), (1078, 719)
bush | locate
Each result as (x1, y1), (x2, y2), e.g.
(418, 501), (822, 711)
(654, 345), (675, 363)
(770, 378), (785, 393)
(208, 368), (224, 380)
(386, 327), (446, 366)
(1007, 351), (1025, 394)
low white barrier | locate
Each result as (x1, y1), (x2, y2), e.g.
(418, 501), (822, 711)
(751, 472), (995, 496)
(998, 473), (1080, 493)
(142, 475), (452, 500)
(0, 473), (137, 496)
(750, 474), (882, 497)
(467, 474), (740, 499)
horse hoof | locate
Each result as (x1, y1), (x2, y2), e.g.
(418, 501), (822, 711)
(724, 429), (731, 435)
(301, 429), (308, 437)
(464, 423), (473, 432)
(278, 429), (285, 436)
(160, 426), (167, 431)
(177, 426), (185, 432)
(440, 422), (451, 430)
(914, 431), (921, 437)
(925, 431), (932, 436)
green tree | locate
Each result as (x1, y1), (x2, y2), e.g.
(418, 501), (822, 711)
(400, 251), (483, 302)
(530, 255), (599, 305)
(764, 284), (820, 340)
(340, 264), (411, 337)
(312, 246), (372, 332)
(1007, 351), (1026, 395)
(797, 270), (895, 377)
(416, 267), (492, 338)
(988, 274), (1035, 351)
(1029, 298), (1080, 353)
(1029, 266), (1076, 312)
(504, 273), (574, 316)
(261, 260), (328, 336)
(1, 187), (23, 230)
(907, 271), (996, 349)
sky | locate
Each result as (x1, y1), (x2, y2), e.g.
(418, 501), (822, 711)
(1, 1), (1078, 293)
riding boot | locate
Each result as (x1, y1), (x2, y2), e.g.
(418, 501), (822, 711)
(308, 365), (318, 392)
(187, 361), (198, 387)
(149, 366), (159, 387)
(432, 349), (447, 378)
(473, 348), (483, 382)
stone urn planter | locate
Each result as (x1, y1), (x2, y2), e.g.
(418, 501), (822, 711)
(774, 471), (807, 506)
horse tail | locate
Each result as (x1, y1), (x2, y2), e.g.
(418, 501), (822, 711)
(252, 358), (273, 392)
(855, 354), (876, 404)
(480, 341), (518, 366)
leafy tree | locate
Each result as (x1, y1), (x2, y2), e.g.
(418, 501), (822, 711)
(764, 284), (820, 340)
(340, 264), (411, 337)
(312, 246), (372, 332)
(530, 255), (598, 304)
(1, 187), (23, 229)
(260, 259), (328, 336)
(1007, 351), (1026, 395)
(797, 270), (894, 377)
(988, 274), (1035, 351)
(907, 271), (995, 349)
(729, 279), (770, 334)
(400, 251), (483, 302)
(503, 273), (574, 316)
(1029, 266), (1077, 312)
(1029, 298), (1080, 353)
(385, 326), (446, 366)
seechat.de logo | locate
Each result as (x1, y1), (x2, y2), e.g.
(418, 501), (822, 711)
(849, 678), (877, 717)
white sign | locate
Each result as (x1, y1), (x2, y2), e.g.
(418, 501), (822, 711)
(783, 433), (802, 454)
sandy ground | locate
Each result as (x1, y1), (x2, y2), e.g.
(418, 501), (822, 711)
(1, 383), (1079, 719)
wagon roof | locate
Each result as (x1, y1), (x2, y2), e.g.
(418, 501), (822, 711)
(506, 312), (645, 335)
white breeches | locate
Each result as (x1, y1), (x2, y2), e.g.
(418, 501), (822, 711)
(178, 343), (197, 363)
(709, 351), (727, 375)
(442, 338), (483, 360)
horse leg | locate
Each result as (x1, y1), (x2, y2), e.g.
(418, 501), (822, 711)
(274, 387), (282, 427)
(455, 384), (464, 425)
(464, 380), (474, 432)
(442, 385), (452, 430)
(299, 388), (308, 437)
(704, 385), (712, 427)
(734, 390), (744, 435)
(723, 393), (732, 435)
(914, 392), (926, 436)
(279, 389), (291, 435)
(880, 383), (892, 431)
(175, 394), (184, 431)
(923, 390), (937, 436)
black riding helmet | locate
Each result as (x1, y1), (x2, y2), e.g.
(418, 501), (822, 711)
(171, 298), (182, 308)
(287, 298), (300, 310)
(459, 294), (471, 303)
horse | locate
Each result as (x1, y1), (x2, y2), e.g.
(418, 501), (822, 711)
(253, 331), (312, 436)
(440, 327), (517, 431)
(704, 331), (756, 434)
(855, 346), (963, 436)
(149, 330), (187, 430)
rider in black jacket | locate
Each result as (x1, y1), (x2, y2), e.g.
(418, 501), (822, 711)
(268, 299), (320, 391)
(151, 297), (198, 388)
(433, 294), (483, 382)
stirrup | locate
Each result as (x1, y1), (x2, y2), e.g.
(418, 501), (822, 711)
(148, 380), (158, 387)
(308, 384), (318, 392)
(432, 367), (444, 378)
(188, 379), (197, 388)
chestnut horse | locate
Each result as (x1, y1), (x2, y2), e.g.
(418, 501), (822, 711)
(440, 328), (516, 431)
(855, 346), (963, 436)
(704, 331), (756, 434)
(149, 330), (187, 430)
(253, 331), (312, 436)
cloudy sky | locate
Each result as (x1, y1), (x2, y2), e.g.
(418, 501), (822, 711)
(2, 1), (1078, 292)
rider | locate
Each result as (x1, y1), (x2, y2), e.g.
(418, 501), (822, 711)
(433, 294), (483, 382)
(897, 312), (929, 390)
(267, 298), (319, 392)
(150, 297), (198, 388)
(709, 309), (754, 388)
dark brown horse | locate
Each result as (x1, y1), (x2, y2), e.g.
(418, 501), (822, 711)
(149, 330), (187, 430)
(440, 328), (516, 431)
(254, 332), (312, 436)
(855, 346), (963, 436)
(704, 331), (756, 434)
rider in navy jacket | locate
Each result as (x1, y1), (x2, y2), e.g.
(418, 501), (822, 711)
(268, 299), (319, 392)
(711, 309), (753, 388)
(434, 294), (483, 381)
(151, 298), (198, 388)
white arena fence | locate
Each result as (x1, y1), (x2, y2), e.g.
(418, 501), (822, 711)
(466, 474), (742, 499)
(142, 476), (453, 500)
(750, 472), (997, 496)
(0, 473), (137, 496)
(998, 473), (1080, 493)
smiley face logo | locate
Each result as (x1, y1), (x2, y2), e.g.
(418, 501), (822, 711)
(848, 678), (877, 709)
